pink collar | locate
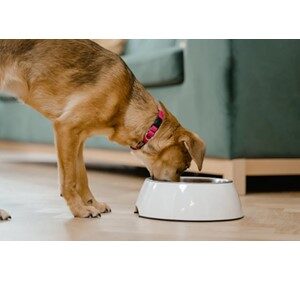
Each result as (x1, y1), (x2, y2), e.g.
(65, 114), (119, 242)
(130, 109), (165, 150)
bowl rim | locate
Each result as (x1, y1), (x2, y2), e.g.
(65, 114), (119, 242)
(146, 176), (233, 184)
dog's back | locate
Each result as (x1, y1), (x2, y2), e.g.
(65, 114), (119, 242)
(0, 39), (133, 119)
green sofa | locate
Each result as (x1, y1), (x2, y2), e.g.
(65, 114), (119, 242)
(1, 39), (300, 159)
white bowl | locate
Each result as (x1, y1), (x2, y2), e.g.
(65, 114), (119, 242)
(135, 177), (244, 221)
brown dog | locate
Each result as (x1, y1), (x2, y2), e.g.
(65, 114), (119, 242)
(0, 39), (205, 219)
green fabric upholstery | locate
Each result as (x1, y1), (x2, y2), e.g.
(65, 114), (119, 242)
(122, 46), (184, 87)
(0, 100), (52, 143)
(1, 40), (300, 159)
(231, 40), (300, 158)
(124, 39), (176, 54)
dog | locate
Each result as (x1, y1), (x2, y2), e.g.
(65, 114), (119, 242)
(0, 39), (205, 219)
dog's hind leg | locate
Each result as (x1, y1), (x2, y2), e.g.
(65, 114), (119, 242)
(0, 209), (11, 221)
(54, 121), (101, 218)
(76, 142), (111, 213)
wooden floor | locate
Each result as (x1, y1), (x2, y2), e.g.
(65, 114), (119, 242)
(0, 151), (300, 240)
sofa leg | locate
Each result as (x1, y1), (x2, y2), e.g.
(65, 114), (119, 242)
(223, 159), (246, 195)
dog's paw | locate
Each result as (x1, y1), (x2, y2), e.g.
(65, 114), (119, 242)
(90, 201), (111, 213)
(0, 209), (11, 221)
(71, 205), (101, 218)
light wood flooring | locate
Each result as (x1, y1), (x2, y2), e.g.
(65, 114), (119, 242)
(0, 150), (300, 240)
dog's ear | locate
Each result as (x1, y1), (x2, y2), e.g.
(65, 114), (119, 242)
(179, 129), (206, 171)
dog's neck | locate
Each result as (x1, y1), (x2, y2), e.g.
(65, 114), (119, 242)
(108, 80), (166, 148)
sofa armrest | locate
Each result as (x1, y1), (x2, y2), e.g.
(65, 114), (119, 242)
(172, 40), (232, 158)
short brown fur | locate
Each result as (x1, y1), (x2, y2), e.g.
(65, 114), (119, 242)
(0, 39), (205, 218)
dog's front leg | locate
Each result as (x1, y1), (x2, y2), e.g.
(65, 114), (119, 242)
(54, 121), (101, 218)
(76, 142), (111, 213)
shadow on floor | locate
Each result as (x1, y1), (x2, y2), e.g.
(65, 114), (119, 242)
(247, 175), (300, 193)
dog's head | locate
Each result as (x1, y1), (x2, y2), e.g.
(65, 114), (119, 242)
(133, 103), (206, 181)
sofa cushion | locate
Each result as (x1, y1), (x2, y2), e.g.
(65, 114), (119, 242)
(124, 39), (176, 54)
(122, 46), (184, 87)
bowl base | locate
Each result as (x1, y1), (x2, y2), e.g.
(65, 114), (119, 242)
(134, 206), (244, 222)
